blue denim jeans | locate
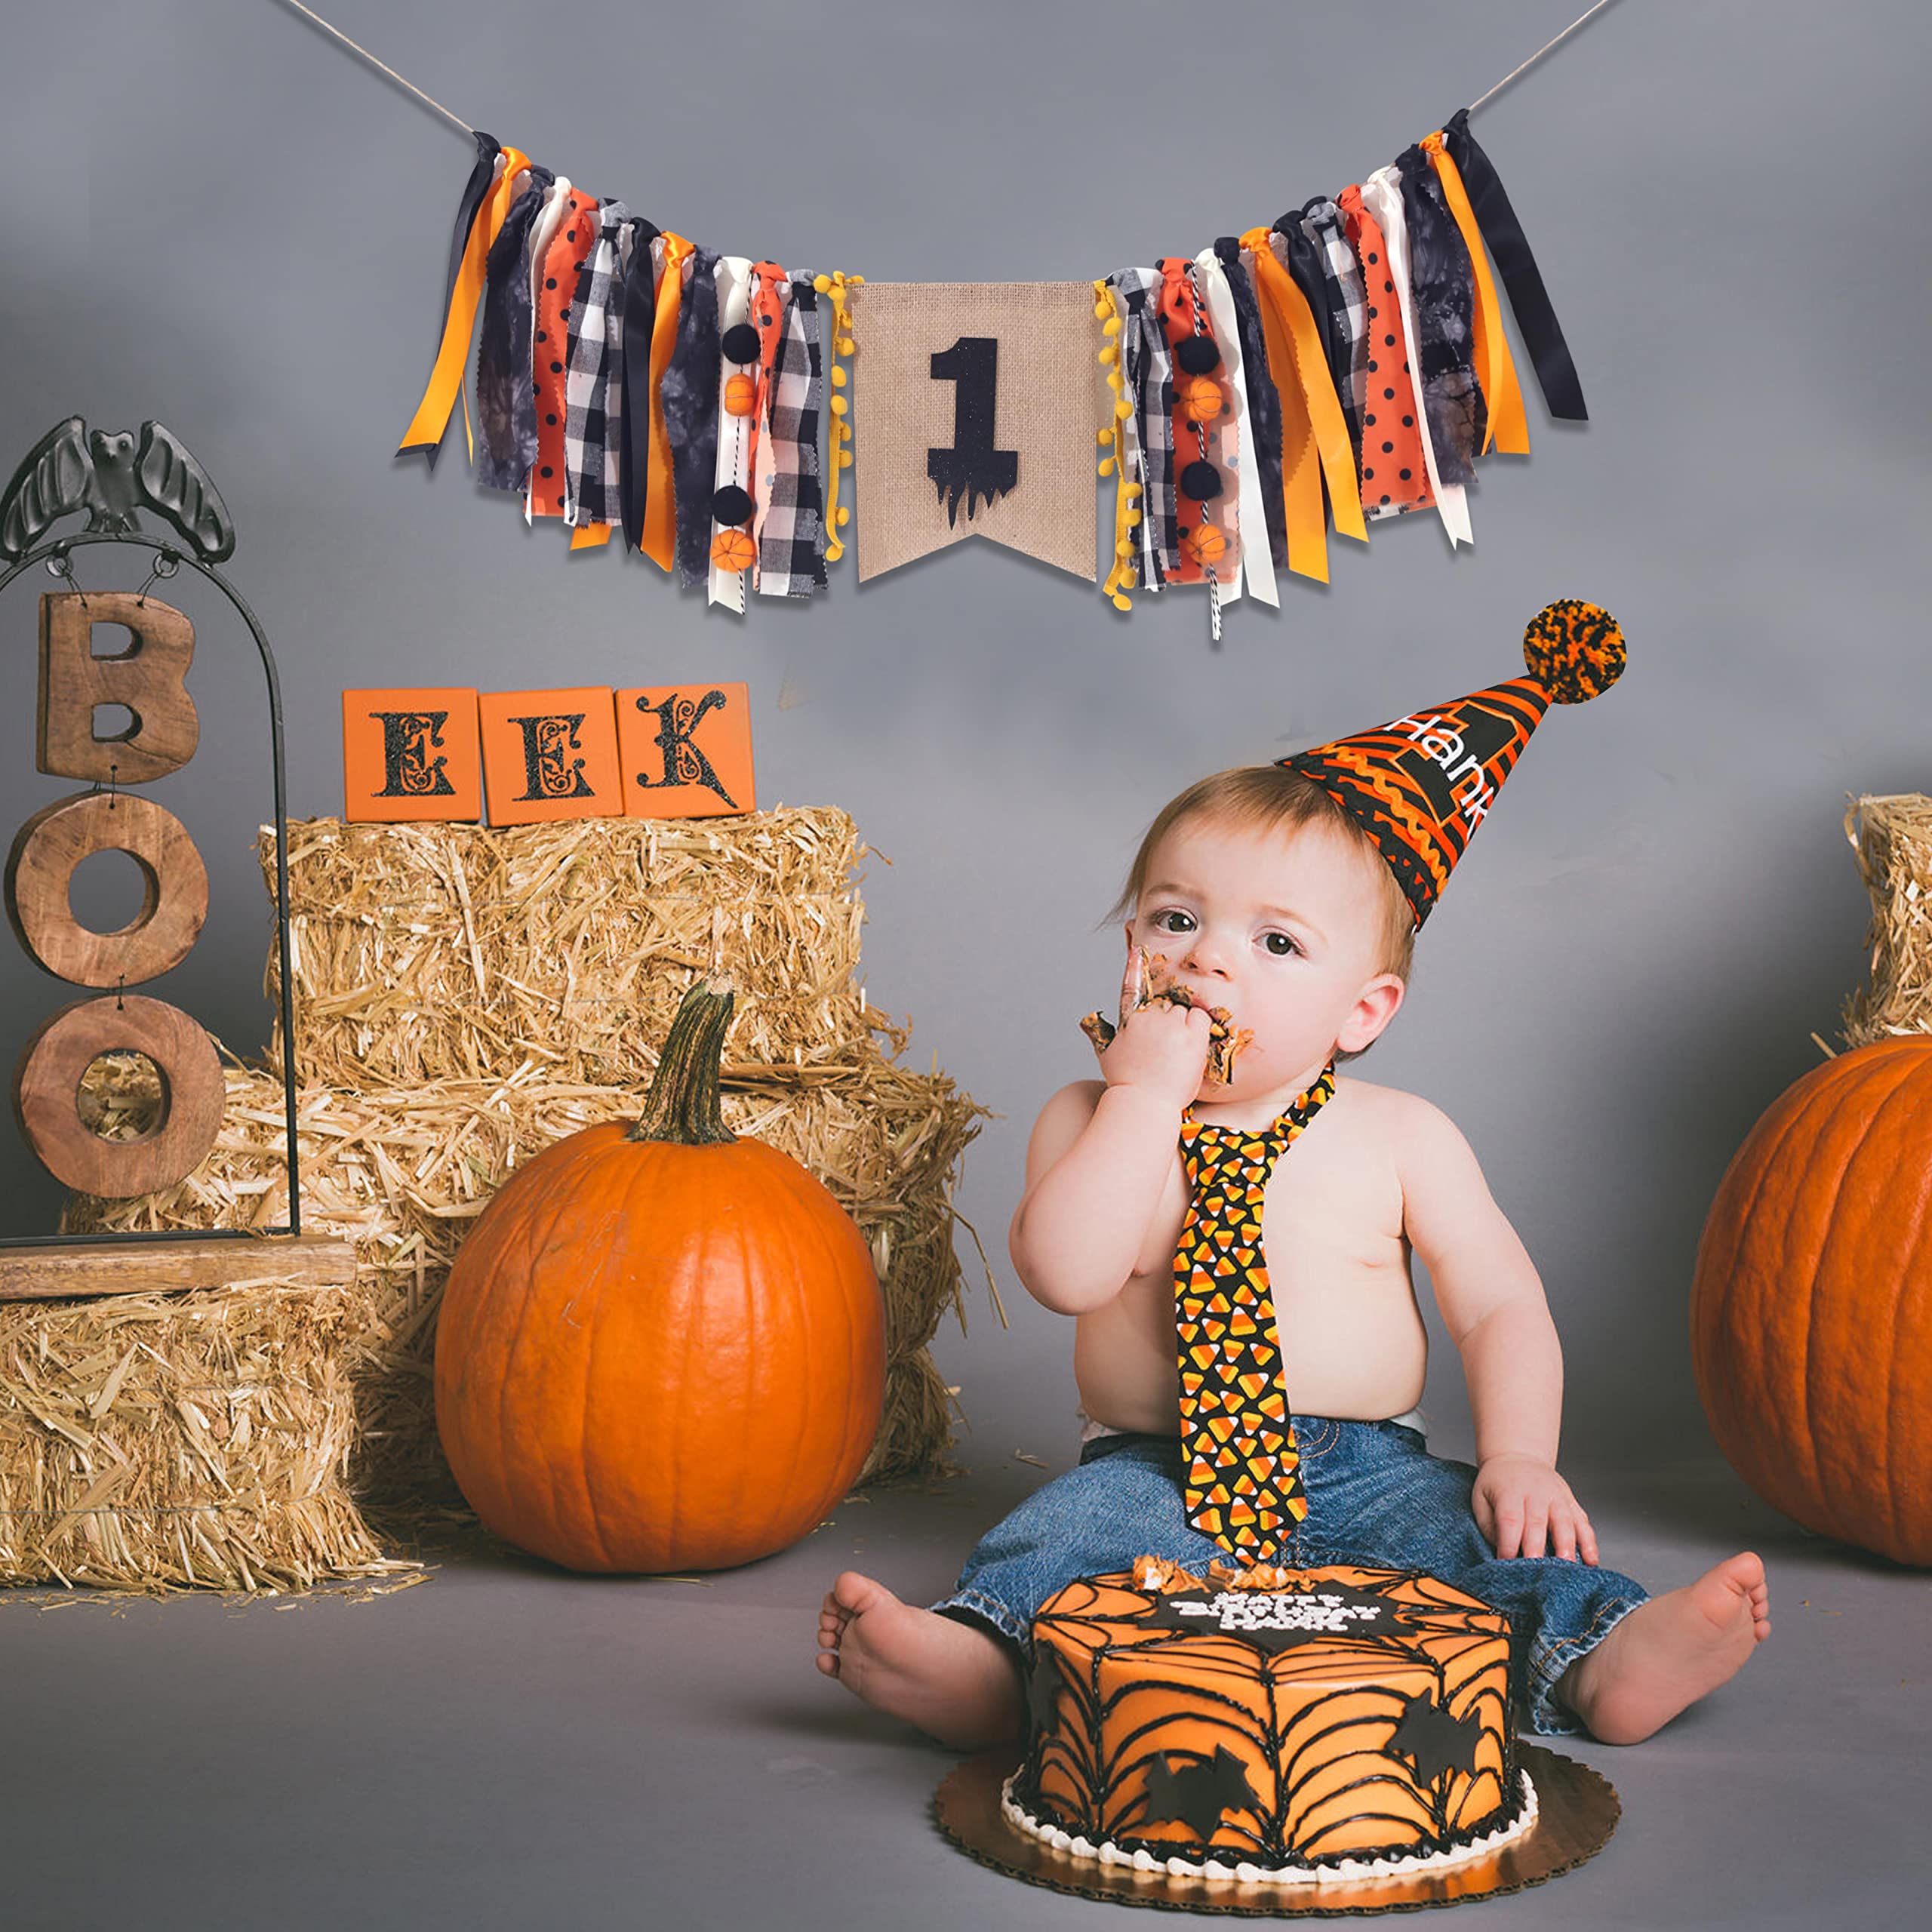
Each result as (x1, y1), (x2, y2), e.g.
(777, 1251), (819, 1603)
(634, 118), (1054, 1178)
(929, 1420), (1647, 1737)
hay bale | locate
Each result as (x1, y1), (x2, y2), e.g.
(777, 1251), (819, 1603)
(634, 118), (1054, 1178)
(67, 1062), (992, 1515)
(260, 811), (911, 1090)
(0, 1278), (415, 1593)
(1842, 795), (1932, 1047)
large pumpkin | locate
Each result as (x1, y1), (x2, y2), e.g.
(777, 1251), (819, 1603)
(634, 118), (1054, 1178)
(434, 975), (885, 1572)
(1690, 1037), (1932, 1566)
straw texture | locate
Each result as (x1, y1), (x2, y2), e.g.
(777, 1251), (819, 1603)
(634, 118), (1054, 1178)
(1842, 795), (1932, 1046)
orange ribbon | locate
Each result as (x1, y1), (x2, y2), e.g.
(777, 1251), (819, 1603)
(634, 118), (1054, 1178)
(569, 523), (612, 549)
(396, 146), (529, 464)
(1421, 133), (1529, 457)
(1239, 228), (1366, 583)
(641, 232), (695, 573)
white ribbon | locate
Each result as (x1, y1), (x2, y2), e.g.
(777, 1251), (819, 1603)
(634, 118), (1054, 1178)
(707, 255), (754, 611)
(1196, 247), (1278, 610)
(1361, 168), (1472, 549)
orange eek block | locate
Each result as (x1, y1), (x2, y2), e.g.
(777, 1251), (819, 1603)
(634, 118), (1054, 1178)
(343, 690), (481, 822)
(617, 683), (755, 820)
(478, 688), (622, 826)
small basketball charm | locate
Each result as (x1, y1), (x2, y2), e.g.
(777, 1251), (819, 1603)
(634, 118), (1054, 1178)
(709, 528), (757, 573)
(1177, 376), (1224, 426)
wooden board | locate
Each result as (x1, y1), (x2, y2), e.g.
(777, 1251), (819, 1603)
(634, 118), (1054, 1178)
(0, 1232), (358, 1303)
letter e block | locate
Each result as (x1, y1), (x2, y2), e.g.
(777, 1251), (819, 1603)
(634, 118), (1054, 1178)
(478, 688), (622, 826)
(38, 592), (198, 783)
(343, 690), (482, 822)
(617, 683), (755, 820)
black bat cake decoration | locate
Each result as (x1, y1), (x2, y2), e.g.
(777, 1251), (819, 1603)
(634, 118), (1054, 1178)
(0, 417), (235, 563)
(1141, 1745), (1260, 1841)
(1386, 1690), (1486, 1784)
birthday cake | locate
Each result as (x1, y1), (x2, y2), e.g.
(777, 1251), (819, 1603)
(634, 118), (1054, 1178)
(1002, 1556), (1537, 1886)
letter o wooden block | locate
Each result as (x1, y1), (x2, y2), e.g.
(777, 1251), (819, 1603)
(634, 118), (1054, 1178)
(5, 792), (209, 986)
(14, 996), (225, 1196)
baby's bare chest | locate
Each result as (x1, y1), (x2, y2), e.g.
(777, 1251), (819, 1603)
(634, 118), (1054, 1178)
(1129, 1125), (1405, 1285)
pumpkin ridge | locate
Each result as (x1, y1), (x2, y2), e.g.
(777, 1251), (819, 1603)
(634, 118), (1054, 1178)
(571, 1173), (625, 1574)
(1875, 1124), (1932, 1555)
(1796, 1054), (1924, 1533)
(1706, 1056), (1865, 1488)
(501, 1133), (617, 1558)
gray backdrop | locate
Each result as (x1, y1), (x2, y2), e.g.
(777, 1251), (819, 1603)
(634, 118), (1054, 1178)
(3, 0), (1927, 1471)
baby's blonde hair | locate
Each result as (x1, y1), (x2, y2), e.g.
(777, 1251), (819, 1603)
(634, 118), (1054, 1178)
(1100, 767), (1415, 1060)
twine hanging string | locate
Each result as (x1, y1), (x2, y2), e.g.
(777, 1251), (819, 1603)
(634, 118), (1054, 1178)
(275, 0), (1622, 149)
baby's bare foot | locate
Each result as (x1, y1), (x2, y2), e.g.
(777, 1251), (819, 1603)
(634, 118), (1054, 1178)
(816, 1571), (1023, 1750)
(1560, 1551), (1770, 1744)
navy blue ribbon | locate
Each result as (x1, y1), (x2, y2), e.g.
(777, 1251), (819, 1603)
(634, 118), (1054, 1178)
(473, 166), (552, 492)
(660, 245), (721, 590)
(1443, 107), (1587, 421)
(414, 129), (498, 471)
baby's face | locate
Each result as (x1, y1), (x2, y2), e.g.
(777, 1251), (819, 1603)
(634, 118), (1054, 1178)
(1125, 814), (1405, 1100)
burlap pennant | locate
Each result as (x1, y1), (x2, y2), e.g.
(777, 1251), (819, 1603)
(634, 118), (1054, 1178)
(849, 282), (1098, 582)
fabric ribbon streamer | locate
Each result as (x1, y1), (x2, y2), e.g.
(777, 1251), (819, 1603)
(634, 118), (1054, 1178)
(561, 198), (630, 531)
(755, 275), (829, 599)
(642, 233), (695, 572)
(706, 255), (755, 609)
(1334, 186), (1432, 524)
(1442, 106), (1587, 421)
(745, 260), (790, 577)
(1291, 199), (1371, 467)
(526, 182), (599, 522)
(403, 128), (500, 469)
(398, 136), (528, 466)
(660, 243), (721, 590)
(1239, 226), (1365, 583)
(617, 213), (663, 549)
(1196, 247), (1276, 608)
(1423, 131), (1529, 454)
(1109, 267), (1176, 586)
(472, 165), (549, 492)
(1357, 170), (1472, 546)
(1394, 146), (1485, 485)
(1212, 235), (1285, 574)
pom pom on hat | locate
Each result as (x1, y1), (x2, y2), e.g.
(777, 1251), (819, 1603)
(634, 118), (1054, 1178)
(1522, 599), (1626, 704)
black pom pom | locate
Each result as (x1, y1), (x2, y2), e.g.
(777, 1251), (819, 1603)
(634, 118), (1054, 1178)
(1179, 460), (1223, 503)
(720, 322), (760, 365)
(710, 484), (755, 527)
(1175, 336), (1221, 376)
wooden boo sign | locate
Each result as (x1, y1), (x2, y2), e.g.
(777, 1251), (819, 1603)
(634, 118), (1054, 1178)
(5, 594), (226, 1196)
(343, 684), (755, 826)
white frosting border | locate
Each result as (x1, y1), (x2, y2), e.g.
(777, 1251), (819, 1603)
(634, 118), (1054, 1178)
(999, 1767), (1539, 1887)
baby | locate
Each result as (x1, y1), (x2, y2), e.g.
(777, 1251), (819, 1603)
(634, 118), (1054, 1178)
(819, 638), (1768, 1752)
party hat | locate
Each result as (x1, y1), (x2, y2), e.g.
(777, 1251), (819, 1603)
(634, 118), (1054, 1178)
(1278, 599), (1625, 928)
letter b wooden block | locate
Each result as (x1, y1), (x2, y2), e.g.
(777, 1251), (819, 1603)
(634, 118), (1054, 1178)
(38, 592), (198, 783)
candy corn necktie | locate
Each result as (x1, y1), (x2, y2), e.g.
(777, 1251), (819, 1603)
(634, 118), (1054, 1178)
(1175, 1058), (1337, 1560)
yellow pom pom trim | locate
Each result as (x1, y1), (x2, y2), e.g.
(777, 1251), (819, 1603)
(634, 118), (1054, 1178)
(818, 268), (862, 570)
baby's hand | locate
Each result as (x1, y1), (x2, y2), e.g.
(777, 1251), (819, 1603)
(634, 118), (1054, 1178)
(1094, 943), (1211, 1111)
(1472, 1454), (1598, 1564)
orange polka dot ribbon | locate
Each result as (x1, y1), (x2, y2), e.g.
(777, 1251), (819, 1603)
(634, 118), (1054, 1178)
(1334, 186), (1433, 524)
(528, 184), (598, 522)
(1177, 1060), (1337, 1560)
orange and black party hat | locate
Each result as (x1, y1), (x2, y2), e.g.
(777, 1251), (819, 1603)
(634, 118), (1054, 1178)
(1278, 599), (1625, 929)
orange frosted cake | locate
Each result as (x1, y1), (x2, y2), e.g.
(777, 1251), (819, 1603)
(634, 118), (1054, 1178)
(1004, 1556), (1536, 1885)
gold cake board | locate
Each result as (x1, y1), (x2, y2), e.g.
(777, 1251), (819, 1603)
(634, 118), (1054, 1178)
(935, 1743), (1619, 1916)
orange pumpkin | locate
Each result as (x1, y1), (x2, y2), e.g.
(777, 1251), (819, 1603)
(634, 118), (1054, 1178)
(1690, 1037), (1932, 1565)
(433, 976), (885, 1572)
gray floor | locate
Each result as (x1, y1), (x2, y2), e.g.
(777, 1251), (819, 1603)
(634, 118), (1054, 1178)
(1, 1444), (1924, 1930)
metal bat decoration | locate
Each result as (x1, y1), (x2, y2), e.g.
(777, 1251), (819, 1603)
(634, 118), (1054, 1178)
(0, 417), (235, 563)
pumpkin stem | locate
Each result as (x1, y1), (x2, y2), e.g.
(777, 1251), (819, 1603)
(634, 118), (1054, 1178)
(629, 974), (738, 1145)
